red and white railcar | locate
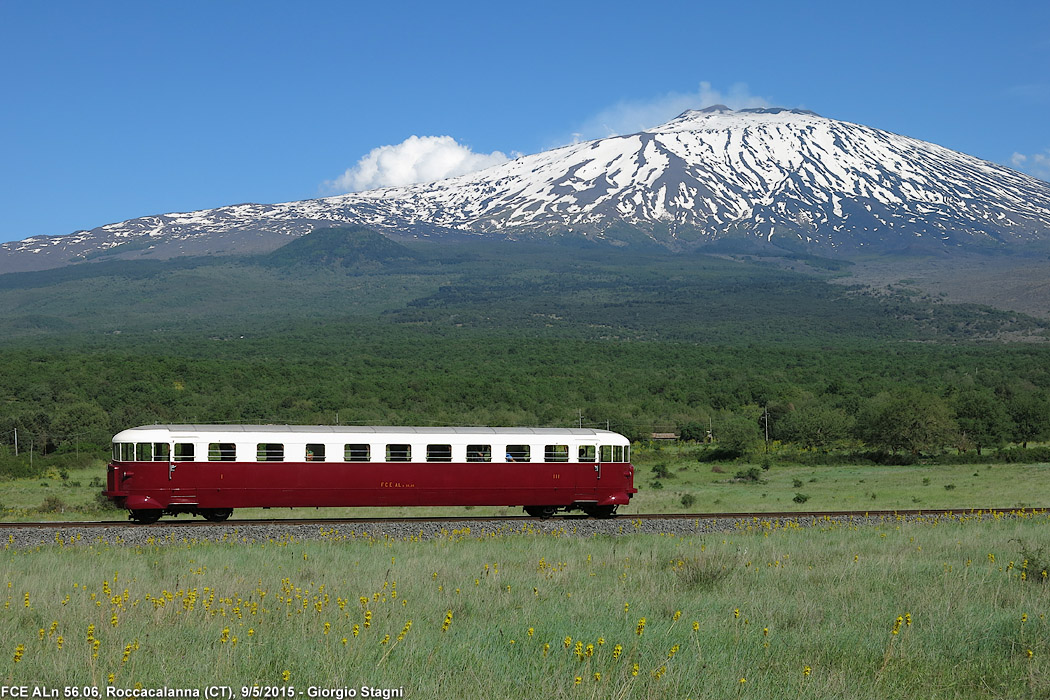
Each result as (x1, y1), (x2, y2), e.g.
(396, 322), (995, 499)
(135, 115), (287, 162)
(104, 425), (636, 522)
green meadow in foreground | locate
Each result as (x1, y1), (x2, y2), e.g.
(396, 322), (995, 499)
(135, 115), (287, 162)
(2, 512), (1048, 698)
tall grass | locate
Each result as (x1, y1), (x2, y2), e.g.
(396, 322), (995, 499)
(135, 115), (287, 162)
(2, 513), (1048, 698)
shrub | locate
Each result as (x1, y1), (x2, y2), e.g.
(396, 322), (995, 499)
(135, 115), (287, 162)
(697, 448), (740, 462)
(672, 555), (732, 591)
(94, 492), (121, 511)
(651, 464), (673, 480)
(36, 495), (66, 513)
(680, 493), (696, 509)
(793, 493), (810, 504)
(1000, 446), (1050, 463)
(734, 467), (763, 482)
(1012, 539), (1049, 584)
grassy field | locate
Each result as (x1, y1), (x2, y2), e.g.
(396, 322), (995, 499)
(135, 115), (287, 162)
(2, 444), (1049, 522)
(629, 446), (1050, 514)
(2, 511), (1048, 698)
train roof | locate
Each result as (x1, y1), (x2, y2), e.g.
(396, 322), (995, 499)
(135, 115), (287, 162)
(114, 425), (628, 440)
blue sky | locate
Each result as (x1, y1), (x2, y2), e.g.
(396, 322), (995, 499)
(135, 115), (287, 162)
(2, 0), (1048, 244)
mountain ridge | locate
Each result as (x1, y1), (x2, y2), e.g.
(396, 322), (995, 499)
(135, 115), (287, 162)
(3, 107), (1050, 273)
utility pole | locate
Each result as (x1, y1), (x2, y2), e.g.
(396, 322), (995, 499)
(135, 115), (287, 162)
(13, 428), (16, 456)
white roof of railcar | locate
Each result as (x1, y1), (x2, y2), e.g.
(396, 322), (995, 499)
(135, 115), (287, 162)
(114, 425), (628, 441)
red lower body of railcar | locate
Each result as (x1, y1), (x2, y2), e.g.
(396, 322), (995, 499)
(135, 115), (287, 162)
(104, 459), (636, 522)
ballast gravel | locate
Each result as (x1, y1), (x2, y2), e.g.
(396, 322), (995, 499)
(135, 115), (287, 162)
(1, 511), (1021, 550)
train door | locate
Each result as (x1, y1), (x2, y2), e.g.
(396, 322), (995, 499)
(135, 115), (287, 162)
(575, 443), (600, 501)
(165, 441), (199, 505)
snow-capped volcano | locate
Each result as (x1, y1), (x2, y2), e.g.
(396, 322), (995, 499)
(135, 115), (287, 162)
(4, 106), (1050, 272)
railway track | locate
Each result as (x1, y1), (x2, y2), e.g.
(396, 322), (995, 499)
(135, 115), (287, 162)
(0, 507), (1044, 530)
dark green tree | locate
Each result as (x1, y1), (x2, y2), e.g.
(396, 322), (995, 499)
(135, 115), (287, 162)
(777, 402), (854, 451)
(1007, 391), (1050, 449)
(714, 412), (761, 457)
(952, 389), (1010, 455)
(678, 421), (710, 442)
(855, 390), (957, 455)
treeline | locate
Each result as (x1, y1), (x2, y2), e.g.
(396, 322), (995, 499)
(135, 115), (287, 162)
(1, 330), (1049, 466)
(680, 386), (1050, 460)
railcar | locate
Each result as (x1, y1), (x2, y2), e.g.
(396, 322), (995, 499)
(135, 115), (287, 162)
(104, 425), (636, 523)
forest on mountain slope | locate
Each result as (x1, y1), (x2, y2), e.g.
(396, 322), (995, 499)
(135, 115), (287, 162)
(1, 231), (1049, 472)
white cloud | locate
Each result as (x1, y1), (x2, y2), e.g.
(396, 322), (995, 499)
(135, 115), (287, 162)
(324, 82), (774, 193)
(324, 135), (511, 193)
(1010, 150), (1050, 181)
(569, 81), (772, 142)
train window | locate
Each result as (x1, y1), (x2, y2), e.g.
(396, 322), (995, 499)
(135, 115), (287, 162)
(119, 443), (135, 461)
(136, 443), (153, 461)
(624, 446), (631, 462)
(427, 444), (452, 462)
(386, 444), (411, 462)
(257, 443), (284, 462)
(305, 444), (325, 461)
(174, 443), (195, 462)
(153, 443), (170, 461)
(544, 445), (569, 462)
(466, 445), (491, 462)
(505, 445), (530, 462)
(209, 443), (237, 461)
(578, 445), (596, 462)
(344, 444), (371, 461)
(613, 446), (624, 462)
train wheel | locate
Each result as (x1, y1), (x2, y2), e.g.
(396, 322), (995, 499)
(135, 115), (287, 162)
(524, 506), (558, 518)
(583, 505), (618, 519)
(129, 509), (162, 524)
(201, 509), (233, 522)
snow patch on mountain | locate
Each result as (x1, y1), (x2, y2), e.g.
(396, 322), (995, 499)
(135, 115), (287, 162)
(4, 107), (1050, 272)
